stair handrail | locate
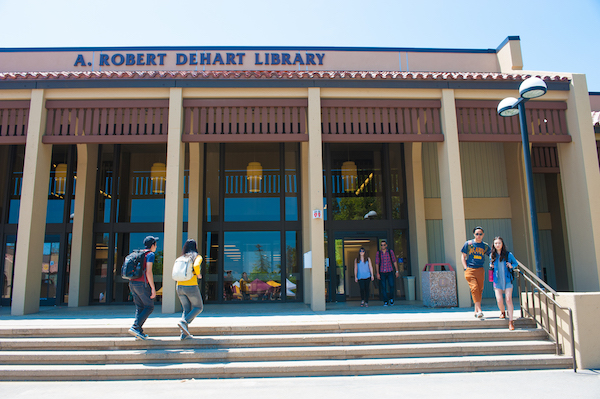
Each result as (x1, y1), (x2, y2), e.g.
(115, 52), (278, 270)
(516, 260), (577, 372)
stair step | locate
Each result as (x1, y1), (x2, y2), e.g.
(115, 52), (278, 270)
(0, 328), (548, 350)
(0, 354), (573, 380)
(0, 319), (536, 338)
(0, 340), (557, 364)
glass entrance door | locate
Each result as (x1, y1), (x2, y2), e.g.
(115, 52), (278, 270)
(326, 231), (386, 302)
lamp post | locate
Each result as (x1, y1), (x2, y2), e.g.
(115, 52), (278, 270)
(497, 77), (547, 281)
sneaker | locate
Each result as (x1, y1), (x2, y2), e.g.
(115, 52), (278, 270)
(180, 334), (192, 341)
(128, 327), (147, 340)
(389, 299), (394, 306)
(476, 312), (484, 319)
(178, 320), (191, 337)
(383, 302), (388, 307)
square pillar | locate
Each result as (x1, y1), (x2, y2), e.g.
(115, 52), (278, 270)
(68, 144), (98, 307)
(12, 89), (51, 315)
(438, 89), (469, 307)
(162, 87), (185, 313)
(405, 142), (428, 300)
(303, 87), (325, 311)
(557, 74), (600, 291)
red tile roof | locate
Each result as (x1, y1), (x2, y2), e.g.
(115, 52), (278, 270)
(0, 70), (571, 82)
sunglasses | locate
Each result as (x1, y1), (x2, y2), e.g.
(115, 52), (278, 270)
(474, 233), (483, 236)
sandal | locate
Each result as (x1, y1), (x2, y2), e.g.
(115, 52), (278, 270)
(509, 321), (515, 331)
(499, 311), (506, 319)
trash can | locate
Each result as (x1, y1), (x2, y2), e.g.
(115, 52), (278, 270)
(421, 263), (457, 307)
(403, 276), (416, 301)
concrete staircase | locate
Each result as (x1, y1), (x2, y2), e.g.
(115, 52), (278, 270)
(0, 317), (572, 380)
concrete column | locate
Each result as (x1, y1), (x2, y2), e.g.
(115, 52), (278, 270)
(405, 142), (428, 300)
(187, 142), (204, 243)
(305, 87), (325, 311)
(504, 142), (534, 267)
(557, 74), (600, 291)
(300, 141), (312, 304)
(438, 89), (469, 307)
(68, 144), (98, 307)
(162, 87), (185, 313)
(12, 89), (51, 315)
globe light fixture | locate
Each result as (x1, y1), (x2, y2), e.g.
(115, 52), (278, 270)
(519, 77), (548, 99)
(497, 97), (520, 117)
(497, 76), (547, 281)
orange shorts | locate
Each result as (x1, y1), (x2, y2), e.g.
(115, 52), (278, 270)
(464, 267), (484, 303)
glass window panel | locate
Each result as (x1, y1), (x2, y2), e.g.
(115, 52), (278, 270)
(111, 232), (164, 303)
(330, 144), (384, 221)
(47, 146), (71, 224)
(63, 233), (72, 303)
(285, 231), (299, 300)
(92, 233), (109, 303)
(96, 146), (114, 223)
(41, 235), (60, 301)
(2, 235), (16, 300)
(224, 143), (280, 222)
(204, 231), (219, 302)
(285, 143), (299, 221)
(8, 146), (25, 224)
(393, 229), (409, 298)
(334, 238), (345, 295)
(117, 144), (167, 223)
(225, 231), (280, 302)
(204, 144), (220, 223)
(390, 143), (406, 220)
(183, 145), (189, 223)
(0, 147), (9, 224)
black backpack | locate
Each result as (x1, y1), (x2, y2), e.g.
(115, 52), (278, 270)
(121, 249), (149, 280)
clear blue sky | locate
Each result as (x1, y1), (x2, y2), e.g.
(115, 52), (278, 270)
(1, 0), (599, 91)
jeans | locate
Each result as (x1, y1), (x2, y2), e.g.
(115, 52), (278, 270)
(379, 272), (395, 303)
(358, 278), (371, 303)
(129, 281), (154, 332)
(176, 285), (204, 324)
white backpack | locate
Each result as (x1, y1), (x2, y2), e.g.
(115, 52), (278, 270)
(172, 253), (196, 281)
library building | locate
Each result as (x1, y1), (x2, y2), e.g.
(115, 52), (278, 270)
(0, 37), (599, 322)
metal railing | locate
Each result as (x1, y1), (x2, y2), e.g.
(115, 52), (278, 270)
(515, 260), (577, 372)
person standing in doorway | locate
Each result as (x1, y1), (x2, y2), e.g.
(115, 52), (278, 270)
(354, 247), (374, 307)
(461, 226), (491, 318)
(489, 236), (518, 330)
(128, 236), (158, 340)
(176, 239), (204, 340)
(376, 240), (399, 306)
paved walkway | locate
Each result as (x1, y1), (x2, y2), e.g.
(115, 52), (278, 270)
(1, 370), (598, 399)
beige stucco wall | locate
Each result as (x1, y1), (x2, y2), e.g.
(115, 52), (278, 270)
(525, 291), (600, 369)
(0, 47), (503, 74)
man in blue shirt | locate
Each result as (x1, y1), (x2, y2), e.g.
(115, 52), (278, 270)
(461, 226), (490, 318)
